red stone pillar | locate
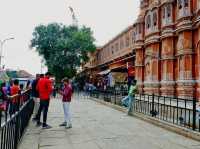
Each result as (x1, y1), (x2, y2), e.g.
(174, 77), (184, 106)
(176, 31), (195, 99)
(160, 37), (175, 97)
(144, 43), (160, 95)
(135, 47), (144, 93)
(196, 28), (200, 101)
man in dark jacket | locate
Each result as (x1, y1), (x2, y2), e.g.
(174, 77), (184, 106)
(32, 74), (40, 121)
(35, 72), (53, 129)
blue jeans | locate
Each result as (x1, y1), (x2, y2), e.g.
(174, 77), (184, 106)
(121, 96), (129, 107)
(128, 95), (135, 113)
(121, 95), (135, 113)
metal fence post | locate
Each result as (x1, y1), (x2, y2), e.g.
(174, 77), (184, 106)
(152, 94), (155, 117)
(0, 110), (2, 127)
(192, 98), (196, 131)
(14, 114), (19, 149)
(114, 90), (116, 104)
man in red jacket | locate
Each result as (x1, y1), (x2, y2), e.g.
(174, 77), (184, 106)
(36, 72), (53, 129)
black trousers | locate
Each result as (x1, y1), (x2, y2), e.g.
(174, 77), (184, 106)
(36, 100), (49, 124)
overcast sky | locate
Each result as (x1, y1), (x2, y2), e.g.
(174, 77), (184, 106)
(0, 0), (139, 75)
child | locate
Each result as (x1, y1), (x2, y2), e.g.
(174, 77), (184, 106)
(59, 78), (73, 129)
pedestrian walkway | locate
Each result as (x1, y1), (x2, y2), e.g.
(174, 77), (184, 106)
(19, 94), (200, 149)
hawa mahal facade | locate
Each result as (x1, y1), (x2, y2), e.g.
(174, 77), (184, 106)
(83, 0), (200, 100)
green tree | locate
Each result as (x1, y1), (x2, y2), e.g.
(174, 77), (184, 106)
(30, 23), (96, 81)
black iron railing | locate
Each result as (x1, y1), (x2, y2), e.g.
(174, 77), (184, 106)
(90, 89), (128, 105)
(0, 89), (34, 149)
(135, 94), (199, 131)
(89, 89), (200, 132)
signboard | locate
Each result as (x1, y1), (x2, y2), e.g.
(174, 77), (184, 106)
(127, 62), (135, 77)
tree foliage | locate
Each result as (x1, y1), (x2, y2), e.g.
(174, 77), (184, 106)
(30, 23), (96, 81)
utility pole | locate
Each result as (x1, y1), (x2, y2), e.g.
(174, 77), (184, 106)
(69, 6), (78, 26)
(0, 37), (15, 69)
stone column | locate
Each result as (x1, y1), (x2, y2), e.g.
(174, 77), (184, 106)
(196, 28), (200, 101)
(160, 37), (175, 97)
(144, 43), (160, 95)
(176, 31), (195, 99)
(135, 47), (144, 93)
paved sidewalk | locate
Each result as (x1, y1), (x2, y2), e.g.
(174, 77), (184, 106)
(19, 94), (200, 149)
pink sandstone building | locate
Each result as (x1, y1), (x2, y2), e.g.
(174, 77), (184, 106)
(83, 0), (200, 100)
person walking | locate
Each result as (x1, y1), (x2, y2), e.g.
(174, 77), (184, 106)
(36, 72), (53, 129)
(59, 78), (73, 129)
(121, 80), (137, 115)
(32, 74), (40, 121)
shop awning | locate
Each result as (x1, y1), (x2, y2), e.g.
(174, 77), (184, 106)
(98, 69), (111, 75)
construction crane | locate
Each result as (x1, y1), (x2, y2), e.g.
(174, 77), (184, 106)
(69, 6), (78, 26)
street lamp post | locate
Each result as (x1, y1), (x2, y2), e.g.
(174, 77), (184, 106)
(41, 59), (44, 74)
(0, 37), (15, 69)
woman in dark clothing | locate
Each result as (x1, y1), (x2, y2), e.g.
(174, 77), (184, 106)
(0, 82), (7, 111)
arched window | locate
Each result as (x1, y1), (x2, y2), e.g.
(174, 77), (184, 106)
(111, 45), (114, 54)
(126, 36), (130, 47)
(120, 38), (124, 49)
(153, 12), (157, 26)
(132, 30), (136, 42)
(178, 0), (190, 18)
(167, 5), (171, 17)
(162, 7), (166, 19)
(146, 15), (151, 29)
(138, 24), (142, 34)
(178, 0), (183, 9)
(184, 0), (188, 7)
(198, 0), (200, 9)
(115, 43), (119, 51)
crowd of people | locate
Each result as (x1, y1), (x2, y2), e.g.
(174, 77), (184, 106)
(0, 78), (32, 116)
(31, 72), (73, 129)
(0, 72), (74, 130)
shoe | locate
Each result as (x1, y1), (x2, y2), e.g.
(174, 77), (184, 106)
(36, 121), (42, 127)
(59, 122), (67, 127)
(42, 124), (52, 129)
(32, 117), (37, 121)
(65, 124), (72, 129)
(127, 111), (133, 116)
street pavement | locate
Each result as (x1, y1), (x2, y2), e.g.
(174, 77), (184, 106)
(19, 94), (200, 149)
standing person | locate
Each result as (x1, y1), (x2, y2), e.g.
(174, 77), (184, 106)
(32, 74), (40, 121)
(36, 72), (53, 129)
(10, 79), (20, 115)
(7, 80), (13, 96)
(26, 80), (31, 90)
(52, 82), (57, 98)
(59, 78), (73, 129)
(121, 80), (137, 115)
(0, 82), (8, 111)
(6, 80), (13, 115)
(19, 84), (24, 91)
